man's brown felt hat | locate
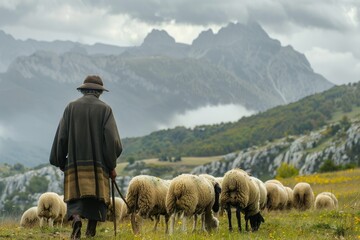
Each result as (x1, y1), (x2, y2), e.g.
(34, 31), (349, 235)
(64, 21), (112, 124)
(77, 75), (109, 92)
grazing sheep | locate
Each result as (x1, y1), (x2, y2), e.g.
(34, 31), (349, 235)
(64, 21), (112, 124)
(284, 187), (294, 210)
(166, 174), (220, 234)
(264, 180), (288, 211)
(37, 192), (63, 227)
(315, 192), (338, 210)
(320, 192), (338, 208)
(293, 182), (314, 211)
(107, 197), (127, 225)
(126, 175), (171, 234)
(250, 176), (267, 211)
(197, 174), (222, 229)
(54, 195), (67, 226)
(214, 176), (225, 217)
(20, 206), (39, 228)
(215, 177), (223, 186)
(220, 169), (265, 232)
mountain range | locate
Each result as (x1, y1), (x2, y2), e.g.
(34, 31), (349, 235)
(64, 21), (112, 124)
(0, 21), (333, 166)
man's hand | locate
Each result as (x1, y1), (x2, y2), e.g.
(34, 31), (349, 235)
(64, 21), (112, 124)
(110, 169), (117, 181)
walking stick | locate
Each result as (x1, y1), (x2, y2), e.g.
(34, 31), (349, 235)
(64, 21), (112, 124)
(111, 178), (131, 237)
(111, 179), (117, 237)
(112, 179), (130, 209)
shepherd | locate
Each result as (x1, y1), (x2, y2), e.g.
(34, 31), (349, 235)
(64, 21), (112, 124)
(49, 75), (122, 239)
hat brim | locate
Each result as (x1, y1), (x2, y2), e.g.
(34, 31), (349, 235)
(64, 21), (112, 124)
(77, 83), (109, 92)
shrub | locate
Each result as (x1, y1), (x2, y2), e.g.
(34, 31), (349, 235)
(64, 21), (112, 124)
(276, 163), (299, 179)
(27, 175), (49, 193)
(319, 159), (341, 173)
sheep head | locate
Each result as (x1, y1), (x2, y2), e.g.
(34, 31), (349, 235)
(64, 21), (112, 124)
(212, 182), (221, 213)
(247, 212), (264, 231)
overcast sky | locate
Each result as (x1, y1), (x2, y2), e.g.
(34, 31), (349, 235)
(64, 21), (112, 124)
(0, 0), (359, 85)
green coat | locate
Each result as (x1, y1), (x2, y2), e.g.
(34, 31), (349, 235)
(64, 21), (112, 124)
(50, 94), (122, 204)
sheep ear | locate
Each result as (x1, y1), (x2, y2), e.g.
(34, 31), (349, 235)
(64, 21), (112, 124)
(212, 183), (221, 212)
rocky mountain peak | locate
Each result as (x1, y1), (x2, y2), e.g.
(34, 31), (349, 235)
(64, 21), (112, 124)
(0, 30), (15, 42)
(141, 29), (176, 47)
(192, 21), (270, 48)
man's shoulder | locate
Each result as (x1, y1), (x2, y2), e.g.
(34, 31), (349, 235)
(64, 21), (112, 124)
(68, 95), (112, 110)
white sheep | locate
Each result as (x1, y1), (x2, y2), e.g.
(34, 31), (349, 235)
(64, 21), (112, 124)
(126, 175), (171, 234)
(293, 182), (314, 211)
(37, 192), (63, 227)
(320, 192), (338, 208)
(220, 169), (265, 232)
(197, 174), (222, 229)
(215, 177), (223, 186)
(166, 174), (220, 234)
(284, 187), (294, 210)
(54, 195), (67, 226)
(250, 176), (267, 211)
(315, 192), (338, 210)
(20, 206), (40, 228)
(264, 180), (288, 211)
(107, 197), (128, 225)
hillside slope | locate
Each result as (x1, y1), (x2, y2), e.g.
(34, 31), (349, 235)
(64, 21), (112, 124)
(122, 82), (360, 161)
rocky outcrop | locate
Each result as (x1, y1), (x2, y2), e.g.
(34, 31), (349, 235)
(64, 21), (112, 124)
(0, 166), (131, 212)
(191, 122), (360, 178)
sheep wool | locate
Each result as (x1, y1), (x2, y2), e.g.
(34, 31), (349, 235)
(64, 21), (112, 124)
(20, 206), (39, 228)
(249, 176), (267, 211)
(315, 192), (338, 210)
(285, 187), (294, 210)
(220, 169), (264, 232)
(166, 174), (219, 234)
(54, 195), (67, 226)
(37, 192), (63, 227)
(293, 182), (314, 211)
(320, 192), (338, 208)
(265, 180), (288, 211)
(107, 197), (126, 225)
(126, 175), (171, 234)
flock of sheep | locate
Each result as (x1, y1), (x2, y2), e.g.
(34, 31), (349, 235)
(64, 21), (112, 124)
(19, 168), (338, 236)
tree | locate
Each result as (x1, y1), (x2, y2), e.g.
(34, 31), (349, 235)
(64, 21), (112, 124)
(12, 163), (25, 172)
(127, 157), (135, 165)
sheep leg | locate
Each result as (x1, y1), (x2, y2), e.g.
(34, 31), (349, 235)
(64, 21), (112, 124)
(169, 213), (175, 235)
(153, 215), (160, 232)
(192, 214), (197, 233)
(201, 213), (206, 232)
(182, 216), (187, 232)
(39, 217), (45, 228)
(245, 215), (249, 232)
(226, 203), (233, 232)
(236, 205), (241, 232)
(164, 214), (170, 234)
(49, 218), (54, 228)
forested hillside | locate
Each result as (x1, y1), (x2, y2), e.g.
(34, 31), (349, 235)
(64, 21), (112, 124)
(121, 82), (360, 161)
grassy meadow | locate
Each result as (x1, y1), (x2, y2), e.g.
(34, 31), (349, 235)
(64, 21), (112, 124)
(116, 156), (223, 177)
(1, 169), (359, 240)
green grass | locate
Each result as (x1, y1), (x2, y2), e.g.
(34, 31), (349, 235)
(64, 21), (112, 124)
(329, 106), (360, 123)
(2, 169), (360, 239)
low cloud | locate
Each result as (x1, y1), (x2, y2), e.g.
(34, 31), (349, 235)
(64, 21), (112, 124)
(305, 47), (360, 85)
(157, 104), (256, 130)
